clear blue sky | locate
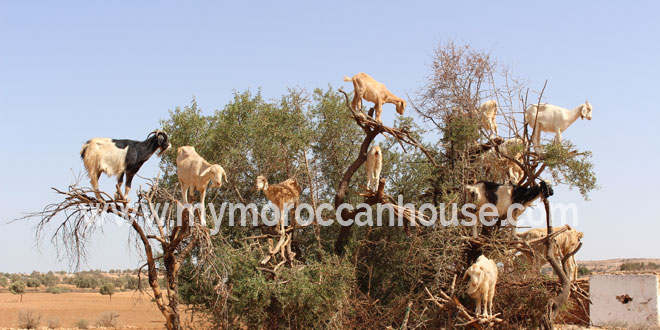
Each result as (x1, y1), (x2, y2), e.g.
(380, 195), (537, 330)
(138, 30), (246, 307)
(1, 1), (658, 273)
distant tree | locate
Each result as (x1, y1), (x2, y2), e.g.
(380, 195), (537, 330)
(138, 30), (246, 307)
(577, 265), (591, 276)
(26, 277), (41, 288)
(42, 272), (59, 287)
(0, 276), (8, 288)
(10, 281), (26, 302)
(74, 275), (100, 289)
(99, 283), (115, 301)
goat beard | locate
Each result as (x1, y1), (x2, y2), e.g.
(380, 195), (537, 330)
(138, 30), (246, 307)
(158, 143), (172, 156)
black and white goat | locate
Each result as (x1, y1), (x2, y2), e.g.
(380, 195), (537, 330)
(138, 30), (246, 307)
(465, 180), (554, 223)
(80, 130), (171, 201)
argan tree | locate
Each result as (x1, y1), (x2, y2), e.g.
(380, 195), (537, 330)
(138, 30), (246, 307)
(99, 283), (115, 301)
(10, 281), (26, 302)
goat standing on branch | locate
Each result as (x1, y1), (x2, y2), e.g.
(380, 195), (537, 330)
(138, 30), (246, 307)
(254, 175), (302, 234)
(80, 130), (170, 202)
(365, 145), (382, 191)
(176, 146), (227, 206)
(517, 225), (584, 280)
(465, 180), (554, 226)
(525, 101), (593, 150)
(478, 100), (499, 138)
(343, 72), (406, 122)
(464, 255), (498, 317)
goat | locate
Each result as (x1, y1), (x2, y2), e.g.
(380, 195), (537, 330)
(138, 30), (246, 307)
(481, 137), (525, 184)
(517, 225), (584, 280)
(80, 130), (170, 202)
(176, 146), (227, 207)
(343, 72), (406, 122)
(366, 145), (383, 191)
(465, 180), (554, 224)
(254, 176), (302, 233)
(463, 255), (498, 317)
(525, 101), (593, 150)
(478, 100), (499, 137)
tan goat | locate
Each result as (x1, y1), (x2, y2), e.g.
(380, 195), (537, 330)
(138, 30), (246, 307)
(463, 255), (498, 317)
(479, 100), (499, 137)
(254, 176), (302, 233)
(517, 225), (584, 280)
(366, 145), (383, 191)
(343, 72), (406, 122)
(176, 146), (227, 206)
(481, 137), (525, 184)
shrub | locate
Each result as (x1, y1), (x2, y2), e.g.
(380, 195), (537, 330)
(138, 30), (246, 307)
(26, 277), (41, 288)
(45, 286), (72, 294)
(75, 319), (89, 329)
(97, 312), (119, 327)
(0, 276), (8, 288)
(46, 318), (60, 329)
(17, 309), (41, 329)
(577, 264), (592, 276)
(42, 272), (60, 287)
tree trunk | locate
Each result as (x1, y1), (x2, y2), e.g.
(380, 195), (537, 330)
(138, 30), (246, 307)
(540, 197), (572, 329)
(334, 130), (378, 255)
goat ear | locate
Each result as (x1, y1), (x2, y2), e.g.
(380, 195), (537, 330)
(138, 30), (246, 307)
(200, 167), (212, 178)
(581, 105), (588, 117)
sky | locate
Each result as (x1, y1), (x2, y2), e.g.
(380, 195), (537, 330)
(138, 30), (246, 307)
(1, 1), (659, 273)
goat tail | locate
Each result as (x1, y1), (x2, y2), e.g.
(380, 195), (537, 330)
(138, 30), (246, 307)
(80, 142), (89, 160)
(343, 76), (353, 82)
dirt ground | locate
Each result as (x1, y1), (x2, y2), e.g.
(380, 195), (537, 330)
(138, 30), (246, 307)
(0, 291), (165, 329)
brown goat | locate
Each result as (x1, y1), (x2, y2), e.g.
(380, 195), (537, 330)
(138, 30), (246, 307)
(343, 72), (406, 122)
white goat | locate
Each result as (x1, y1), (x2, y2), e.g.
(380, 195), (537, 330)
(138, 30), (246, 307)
(463, 255), (498, 317)
(478, 100), (498, 137)
(344, 72), (406, 122)
(366, 145), (383, 191)
(176, 146), (227, 206)
(525, 101), (593, 150)
(517, 225), (584, 280)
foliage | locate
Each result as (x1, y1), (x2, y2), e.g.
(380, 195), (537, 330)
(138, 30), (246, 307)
(577, 264), (592, 276)
(97, 312), (119, 327)
(544, 141), (598, 199)
(75, 319), (90, 329)
(46, 318), (60, 329)
(17, 310), (41, 329)
(68, 274), (102, 289)
(10, 281), (26, 296)
(0, 276), (8, 288)
(179, 242), (354, 329)
(99, 283), (115, 300)
(45, 286), (71, 294)
(620, 261), (660, 272)
(122, 275), (148, 290)
(41, 272), (60, 287)
(26, 277), (41, 288)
